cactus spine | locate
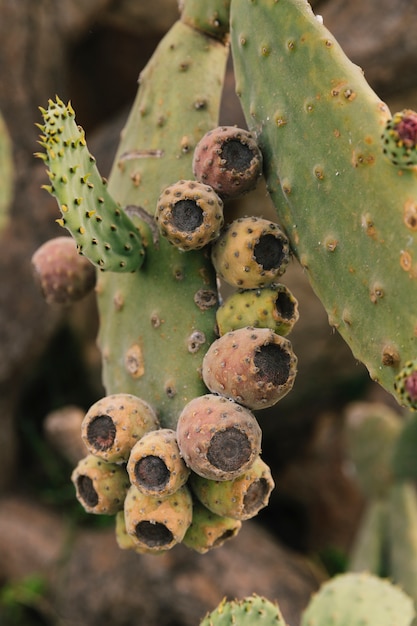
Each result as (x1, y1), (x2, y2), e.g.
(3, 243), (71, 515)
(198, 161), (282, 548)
(230, 0), (417, 409)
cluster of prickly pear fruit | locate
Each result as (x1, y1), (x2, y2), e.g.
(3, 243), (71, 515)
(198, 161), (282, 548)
(33, 0), (301, 555)
(200, 572), (415, 626)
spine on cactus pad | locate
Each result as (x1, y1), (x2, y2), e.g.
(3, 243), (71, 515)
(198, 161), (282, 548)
(230, 0), (417, 410)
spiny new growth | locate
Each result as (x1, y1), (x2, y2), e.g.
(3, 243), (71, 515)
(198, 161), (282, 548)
(37, 98), (145, 272)
(231, 0), (417, 409)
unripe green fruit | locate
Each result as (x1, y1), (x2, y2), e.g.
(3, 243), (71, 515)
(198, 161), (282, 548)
(382, 110), (417, 168)
(71, 454), (130, 515)
(81, 394), (159, 463)
(127, 428), (190, 497)
(193, 126), (262, 199)
(202, 326), (297, 410)
(183, 499), (241, 554)
(216, 284), (299, 336)
(31, 236), (96, 305)
(211, 217), (290, 289)
(176, 393), (262, 481)
(155, 179), (224, 251)
(190, 456), (274, 520)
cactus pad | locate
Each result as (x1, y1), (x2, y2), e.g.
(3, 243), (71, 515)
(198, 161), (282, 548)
(199, 595), (286, 626)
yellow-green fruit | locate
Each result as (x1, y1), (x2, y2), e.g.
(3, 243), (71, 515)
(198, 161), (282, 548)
(211, 216), (290, 289)
(155, 179), (224, 251)
(127, 428), (190, 497)
(71, 454), (130, 515)
(216, 284), (299, 336)
(124, 484), (193, 552)
(81, 394), (159, 463)
(190, 456), (274, 520)
(115, 511), (166, 555)
(183, 499), (241, 554)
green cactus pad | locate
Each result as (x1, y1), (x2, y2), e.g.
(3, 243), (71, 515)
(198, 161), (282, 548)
(180, 0), (230, 42)
(231, 0), (417, 407)
(392, 413), (417, 482)
(38, 98), (145, 272)
(199, 595), (286, 626)
(301, 572), (415, 626)
(97, 19), (229, 427)
(0, 110), (13, 230)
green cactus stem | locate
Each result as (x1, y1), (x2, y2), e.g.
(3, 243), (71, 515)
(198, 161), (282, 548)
(202, 326), (297, 410)
(193, 126), (263, 198)
(38, 98), (145, 272)
(179, 0), (231, 43)
(216, 284), (299, 337)
(230, 0), (417, 409)
(81, 394), (159, 463)
(392, 413), (417, 482)
(155, 179), (224, 251)
(126, 428), (190, 497)
(71, 454), (130, 515)
(200, 595), (287, 626)
(387, 482), (417, 606)
(183, 499), (242, 554)
(301, 572), (415, 626)
(123, 483), (193, 553)
(31, 236), (96, 305)
(190, 456), (274, 521)
(176, 394), (262, 481)
(96, 19), (229, 428)
(348, 498), (388, 577)
(0, 110), (13, 231)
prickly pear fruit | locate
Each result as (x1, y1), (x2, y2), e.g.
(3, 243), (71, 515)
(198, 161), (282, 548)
(115, 510), (161, 554)
(31, 236), (96, 305)
(394, 360), (417, 411)
(71, 454), (130, 515)
(192, 126), (262, 199)
(200, 595), (286, 626)
(202, 327), (297, 410)
(127, 428), (190, 497)
(183, 499), (241, 554)
(176, 394), (262, 481)
(38, 97), (145, 272)
(123, 483), (193, 553)
(0, 110), (13, 231)
(382, 109), (417, 168)
(211, 217), (290, 289)
(301, 572), (415, 626)
(190, 456), (274, 520)
(81, 394), (159, 463)
(230, 0), (417, 408)
(155, 179), (224, 251)
(216, 284), (299, 336)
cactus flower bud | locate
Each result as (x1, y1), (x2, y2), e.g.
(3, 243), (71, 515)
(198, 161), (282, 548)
(71, 454), (130, 515)
(202, 327), (297, 410)
(193, 126), (263, 198)
(32, 236), (96, 305)
(211, 217), (290, 289)
(395, 360), (417, 410)
(382, 109), (417, 168)
(81, 394), (159, 463)
(155, 179), (224, 250)
(124, 484), (193, 552)
(127, 428), (190, 497)
(176, 394), (262, 481)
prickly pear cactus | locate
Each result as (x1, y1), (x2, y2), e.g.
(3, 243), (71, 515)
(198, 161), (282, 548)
(199, 595), (286, 626)
(0, 110), (13, 231)
(230, 0), (417, 409)
(301, 572), (415, 626)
